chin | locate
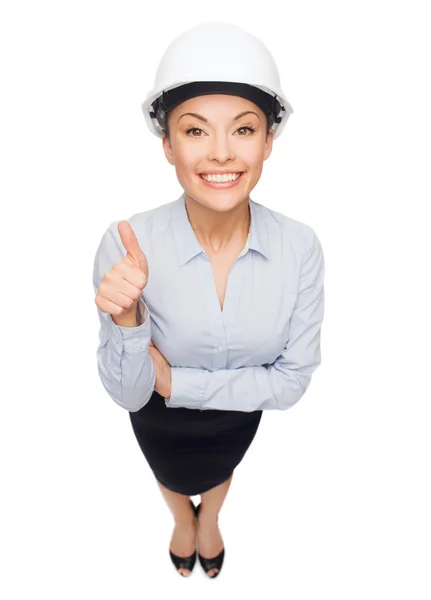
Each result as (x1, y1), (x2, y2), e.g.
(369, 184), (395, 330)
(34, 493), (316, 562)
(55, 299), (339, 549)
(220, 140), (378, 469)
(195, 194), (248, 211)
(187, 185), (248, 206)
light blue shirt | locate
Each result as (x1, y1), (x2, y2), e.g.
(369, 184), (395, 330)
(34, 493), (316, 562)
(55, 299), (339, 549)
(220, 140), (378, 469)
(93, 192), (325, 413)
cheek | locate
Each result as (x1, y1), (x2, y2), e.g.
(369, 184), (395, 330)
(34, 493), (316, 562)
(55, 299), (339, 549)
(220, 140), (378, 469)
(174, 146), (201, 171)
(236, 142), (265, 163)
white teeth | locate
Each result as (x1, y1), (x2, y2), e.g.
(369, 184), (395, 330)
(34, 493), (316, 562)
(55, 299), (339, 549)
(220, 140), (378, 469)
(201, 172), (241, 182)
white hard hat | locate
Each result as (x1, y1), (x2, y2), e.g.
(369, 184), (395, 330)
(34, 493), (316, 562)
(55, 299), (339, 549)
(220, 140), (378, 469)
(141, 22), (294, 140)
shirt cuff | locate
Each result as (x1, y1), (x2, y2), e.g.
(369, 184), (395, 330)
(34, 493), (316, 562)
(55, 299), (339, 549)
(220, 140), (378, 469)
(108, 298), (152, 353)
(165, 367), (207, 409)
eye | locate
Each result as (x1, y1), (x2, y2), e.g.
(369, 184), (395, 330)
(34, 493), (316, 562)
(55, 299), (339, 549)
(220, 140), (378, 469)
(237, 126), (256, 135)
(185, 126), (256, 137)
(185, 127), (204, 137)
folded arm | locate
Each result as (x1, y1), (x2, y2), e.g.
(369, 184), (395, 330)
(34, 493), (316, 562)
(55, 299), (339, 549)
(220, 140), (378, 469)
(166, 230), (325, 412)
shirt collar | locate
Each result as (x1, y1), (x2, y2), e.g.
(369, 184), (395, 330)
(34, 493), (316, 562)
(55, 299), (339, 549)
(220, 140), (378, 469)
(171, 192), (271, 266)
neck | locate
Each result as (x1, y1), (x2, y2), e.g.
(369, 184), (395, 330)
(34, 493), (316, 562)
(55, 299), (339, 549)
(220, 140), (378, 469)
(185, 194), (251, 254)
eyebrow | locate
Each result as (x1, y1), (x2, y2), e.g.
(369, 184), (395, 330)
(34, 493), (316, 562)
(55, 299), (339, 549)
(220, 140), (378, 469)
(178, 110), (260, 123)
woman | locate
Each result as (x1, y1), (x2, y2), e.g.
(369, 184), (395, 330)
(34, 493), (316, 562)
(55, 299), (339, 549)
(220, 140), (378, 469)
(93, 22), (325, 578)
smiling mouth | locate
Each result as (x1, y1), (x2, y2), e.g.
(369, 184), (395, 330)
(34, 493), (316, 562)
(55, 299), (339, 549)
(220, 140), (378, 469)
(197, 172), (245, 185)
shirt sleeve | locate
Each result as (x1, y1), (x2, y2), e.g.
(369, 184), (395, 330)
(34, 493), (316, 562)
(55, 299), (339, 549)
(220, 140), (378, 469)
(93, 222), (156, 412)
(165, 229), (325, 412)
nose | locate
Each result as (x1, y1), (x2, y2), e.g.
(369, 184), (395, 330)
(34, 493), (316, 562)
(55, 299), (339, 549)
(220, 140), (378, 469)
(207, 132), (235, 164)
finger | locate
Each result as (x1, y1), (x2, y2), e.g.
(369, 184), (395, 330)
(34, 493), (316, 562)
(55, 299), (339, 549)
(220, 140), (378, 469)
(117, 221), (148, 273)
(100, 277), (142, 306)
(114, 261), (147, 290)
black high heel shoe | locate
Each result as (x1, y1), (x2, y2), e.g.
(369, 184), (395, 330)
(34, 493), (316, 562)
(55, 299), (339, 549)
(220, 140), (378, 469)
(169, 499), (198, 576)
(196, 502), (225, 578)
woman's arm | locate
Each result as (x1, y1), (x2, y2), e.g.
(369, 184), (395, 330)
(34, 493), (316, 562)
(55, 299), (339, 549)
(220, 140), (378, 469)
(166, 230), (325, 412)
(93, 222), (156, 412)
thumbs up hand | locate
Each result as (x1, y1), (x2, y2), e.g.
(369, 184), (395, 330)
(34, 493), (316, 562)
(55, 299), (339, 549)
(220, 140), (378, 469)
(94, 221), (149, 320)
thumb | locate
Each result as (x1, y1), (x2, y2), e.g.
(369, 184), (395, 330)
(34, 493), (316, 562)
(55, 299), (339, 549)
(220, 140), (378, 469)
(117, 221), (148, 273)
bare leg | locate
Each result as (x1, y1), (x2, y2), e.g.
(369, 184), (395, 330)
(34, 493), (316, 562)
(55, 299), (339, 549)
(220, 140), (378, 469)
(197, 473), (234, 576)
(156, 480), (196, 576)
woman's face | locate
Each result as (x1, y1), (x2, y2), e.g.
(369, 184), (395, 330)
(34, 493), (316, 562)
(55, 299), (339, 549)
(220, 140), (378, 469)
(162, 94), (273, 213)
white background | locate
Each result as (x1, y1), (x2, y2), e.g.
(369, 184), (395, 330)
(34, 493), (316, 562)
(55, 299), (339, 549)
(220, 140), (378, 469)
(1, 1), (430, 597)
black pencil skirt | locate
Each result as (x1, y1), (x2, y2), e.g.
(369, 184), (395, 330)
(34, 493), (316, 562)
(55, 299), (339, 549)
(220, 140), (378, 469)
(129, 389), (263, 496)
